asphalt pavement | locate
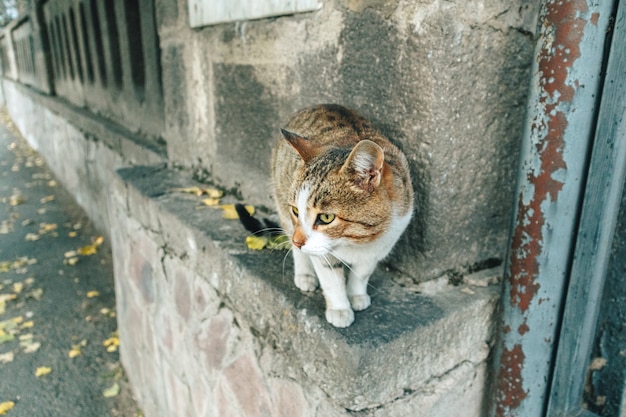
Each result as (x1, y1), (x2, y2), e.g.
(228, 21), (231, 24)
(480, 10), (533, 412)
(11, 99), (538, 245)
(0, 110), (141, 417)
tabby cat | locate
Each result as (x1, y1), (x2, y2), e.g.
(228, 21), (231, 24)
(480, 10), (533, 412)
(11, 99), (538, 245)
(271, 104), (414, 328)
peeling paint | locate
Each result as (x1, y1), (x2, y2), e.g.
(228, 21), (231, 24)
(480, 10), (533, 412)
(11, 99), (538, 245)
(494, 0), (597, 416)
(496, 345), (528, 416)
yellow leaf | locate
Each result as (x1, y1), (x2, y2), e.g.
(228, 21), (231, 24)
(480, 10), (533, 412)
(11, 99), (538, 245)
(77, 245), (97, 256)
(171, 186), (223, 198)
(0, 352), (14, 364)
(221, 204), (254, 220)
(86, 290), (100, 298)
(35, 366), (52, 377)
(68, 347), (81, 358)
(0, 294), (17, 303)
(201, 197), (221, 206)
(245, 235), (268, 251)
(103, 335), (120, 352)
(21, 321), (34, 328)
(11, 316), (23, 325)
(39, 223), (57, 233)
(9, 194), (24, 206)
(68, 231), (77, 238)
(23, 341), (41, 353)
(102, 383), (120, 398)
(12, 282), (23, 294)
(65, 257), (79, 266)
(0, 401), (15, 415)
(64, 250), (77, 258)
(40, 195), (55, 204)
(266, 234), (290, 250)
(93, 236), (104, 246)
(25, 233), (40, 241)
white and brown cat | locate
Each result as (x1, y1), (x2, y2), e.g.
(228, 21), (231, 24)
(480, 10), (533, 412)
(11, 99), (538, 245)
(272, 104), (414, 328)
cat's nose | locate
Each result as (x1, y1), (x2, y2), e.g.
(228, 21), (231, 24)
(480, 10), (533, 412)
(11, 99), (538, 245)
(292, 237), (305, 249)
(292, 228), (306, 249)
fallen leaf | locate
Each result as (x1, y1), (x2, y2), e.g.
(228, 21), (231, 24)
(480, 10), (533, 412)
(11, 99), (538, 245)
(201, 197), (221, 206)
(102, 382), (120, 398)
(103, 335), (120, 352)
(170, 186), (223, 198)
(245, 235), (268, 251)
(0, 401), (15, 415)
(221, 204), (254, 220)
(23, 341), (41, 353)
(86, 290), (100, 298)
(35, 366), (52, 377)
(64, 250), (77, 258)
(21, 321), (34, 328)
(25, 233), (40, 241)
(0, 329), (14, 344)
(68, 231), (77, 238)
(48, 180), (57, 187)
(39, 223), (57, 233)
(68, 346), (81, 358)
(26, 288), (43, 300)
(266, 234), (290, 250)
(65, 257), (79, 266)
(0, 302), (4, 315)
(77, 245), (97, 256)
(12, 282), (23, 294)
(9, 194), (24, 206)
(0, 352), (14, 364)
(40, 195), (55, 204)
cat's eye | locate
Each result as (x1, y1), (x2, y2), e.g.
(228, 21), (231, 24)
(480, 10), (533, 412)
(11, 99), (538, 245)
(317, 213), (336, 225)
(291, 206), (299, 216)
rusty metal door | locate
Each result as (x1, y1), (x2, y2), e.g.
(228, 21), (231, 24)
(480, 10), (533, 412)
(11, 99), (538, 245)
(491, 0), (626, 416)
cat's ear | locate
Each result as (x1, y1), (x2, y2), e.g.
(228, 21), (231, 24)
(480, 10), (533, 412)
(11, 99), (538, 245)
(281, 129), (319, 162)
(341, 140), (384, 191)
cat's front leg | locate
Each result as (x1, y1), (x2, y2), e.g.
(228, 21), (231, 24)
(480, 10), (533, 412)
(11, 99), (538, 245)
(346, 260), (378, 312)
(292, 249), (318, 292)
(310, 256), (354, 328)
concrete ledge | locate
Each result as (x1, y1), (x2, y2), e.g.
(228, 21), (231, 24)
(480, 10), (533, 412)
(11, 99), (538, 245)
(112, 164), (500, 416)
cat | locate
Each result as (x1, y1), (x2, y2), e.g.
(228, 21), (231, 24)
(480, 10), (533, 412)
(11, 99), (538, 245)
(271, 104), (414, 328)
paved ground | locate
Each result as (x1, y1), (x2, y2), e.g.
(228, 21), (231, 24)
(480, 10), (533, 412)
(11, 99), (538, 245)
(0, 111), (141, 416)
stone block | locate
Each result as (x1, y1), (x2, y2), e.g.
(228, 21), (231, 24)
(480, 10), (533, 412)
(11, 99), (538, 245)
(113, 164), (500, 416)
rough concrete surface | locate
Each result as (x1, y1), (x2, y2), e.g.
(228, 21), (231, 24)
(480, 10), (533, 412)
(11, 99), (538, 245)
(159, 0), (539, 282)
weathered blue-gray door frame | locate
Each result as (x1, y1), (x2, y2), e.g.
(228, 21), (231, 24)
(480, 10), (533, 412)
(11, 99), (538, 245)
(547, 0), (626, 414)
(491, 0), (625, 416)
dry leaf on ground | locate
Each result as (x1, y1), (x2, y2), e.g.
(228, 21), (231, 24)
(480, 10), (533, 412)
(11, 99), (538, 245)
(35, 366), (52, 377)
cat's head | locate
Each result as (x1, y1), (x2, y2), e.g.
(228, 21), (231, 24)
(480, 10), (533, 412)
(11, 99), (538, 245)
(281, 130), (393, 256)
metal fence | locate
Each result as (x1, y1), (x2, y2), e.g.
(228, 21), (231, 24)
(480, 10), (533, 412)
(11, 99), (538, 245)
(0, 0), (163, 139)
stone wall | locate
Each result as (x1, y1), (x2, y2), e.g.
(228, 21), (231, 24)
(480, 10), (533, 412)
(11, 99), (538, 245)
(158, 0), (538, 282)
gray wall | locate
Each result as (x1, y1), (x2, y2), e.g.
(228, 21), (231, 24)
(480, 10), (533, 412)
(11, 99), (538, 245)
(158, 0), (538, 282)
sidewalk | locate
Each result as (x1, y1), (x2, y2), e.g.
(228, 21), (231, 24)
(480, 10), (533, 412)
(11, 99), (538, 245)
(0, 111), (141, 417)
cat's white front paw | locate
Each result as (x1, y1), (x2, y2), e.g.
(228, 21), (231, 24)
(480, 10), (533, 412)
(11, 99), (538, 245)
(325, 308), (355, 328)
(349, 294), (371, 311)
(295, 274), (318, 292)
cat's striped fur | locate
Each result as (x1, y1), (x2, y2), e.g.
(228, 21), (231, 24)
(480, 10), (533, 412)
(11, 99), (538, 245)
(271, 104), (414, 327)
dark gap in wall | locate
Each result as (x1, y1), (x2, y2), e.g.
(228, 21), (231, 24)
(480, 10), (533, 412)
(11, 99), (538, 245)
(103, 0), (122, 90)
(89, 0), (107, 88)
(61, 13), (74, 80)
(78, 2), (94, 84)
(68, 6), (84, 83)
(53, 15), (66, 80)
(123, 0), (145, 99)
